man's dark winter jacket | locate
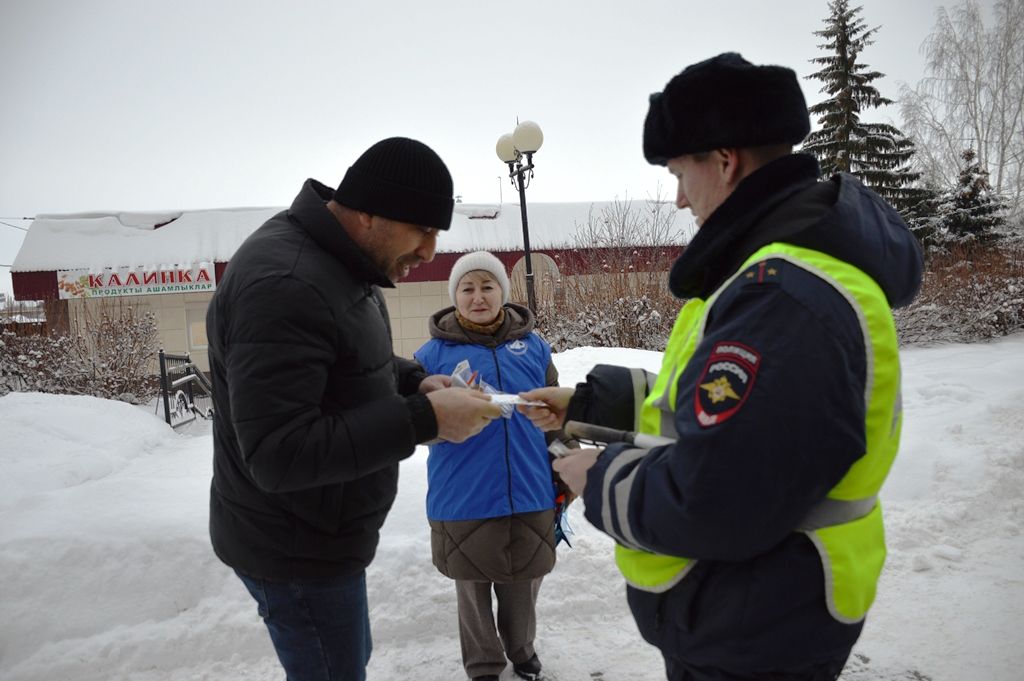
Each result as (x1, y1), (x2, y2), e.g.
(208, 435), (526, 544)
(207, 179), (437, 580)
(569, 154), (923, 679)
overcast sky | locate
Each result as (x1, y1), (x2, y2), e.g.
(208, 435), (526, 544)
(0, 0), (987, 295)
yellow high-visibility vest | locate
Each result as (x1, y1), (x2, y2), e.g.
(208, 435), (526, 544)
(615, 242), (902, 624)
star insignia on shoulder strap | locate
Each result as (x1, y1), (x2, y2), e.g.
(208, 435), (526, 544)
(741, 259), (784, 285)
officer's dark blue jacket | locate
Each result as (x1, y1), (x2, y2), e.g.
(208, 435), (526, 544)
(568, 154), (923, 679)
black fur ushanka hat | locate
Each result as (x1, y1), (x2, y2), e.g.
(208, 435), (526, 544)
(643, 52), (810, 165)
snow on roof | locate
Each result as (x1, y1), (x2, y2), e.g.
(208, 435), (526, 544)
(443, 202), (694, 253)
(12, 207), (282, 273)
(12, 201), (694, 272)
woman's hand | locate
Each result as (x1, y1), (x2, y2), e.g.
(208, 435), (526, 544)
(517, 386), (574, 432)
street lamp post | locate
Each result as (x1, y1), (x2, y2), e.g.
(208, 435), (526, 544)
(496, 120), (544, 313)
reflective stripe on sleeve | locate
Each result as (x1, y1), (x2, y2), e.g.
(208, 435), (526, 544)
(797, 495), (878, 531)
(629, 368), (649, 430)
(601, 447), (648, 549)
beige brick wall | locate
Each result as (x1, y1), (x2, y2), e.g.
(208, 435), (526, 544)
(387, 280), (451, 359)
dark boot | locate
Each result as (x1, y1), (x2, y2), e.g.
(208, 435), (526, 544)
(513, 654), (542, 680)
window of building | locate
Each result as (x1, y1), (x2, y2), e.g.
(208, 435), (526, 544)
(186, 306), (208, 350)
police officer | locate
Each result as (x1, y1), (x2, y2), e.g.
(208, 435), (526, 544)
(521, 53), (923, 681)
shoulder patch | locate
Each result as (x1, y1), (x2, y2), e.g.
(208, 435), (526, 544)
(739, 258), (785, 285)
(694, 341), (761, 427)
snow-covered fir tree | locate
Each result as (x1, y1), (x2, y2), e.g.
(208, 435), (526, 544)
(926, 148), (1006, 246)
(902, 187), (944, 248)
(803, 0), (929, 215)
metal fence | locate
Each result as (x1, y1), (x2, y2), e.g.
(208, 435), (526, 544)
(157, 349), (214, 428)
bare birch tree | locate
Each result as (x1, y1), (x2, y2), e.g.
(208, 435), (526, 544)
(899, 0), (1024, 219)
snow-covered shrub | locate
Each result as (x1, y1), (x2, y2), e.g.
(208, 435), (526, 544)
(535, 196), (684, 351)
(896, 242), (1024, 344)
(537, 296), (674, 353)
(66, 304), (161, 401)
(0, 330), (71, 395)
(0, 302), (160, 400)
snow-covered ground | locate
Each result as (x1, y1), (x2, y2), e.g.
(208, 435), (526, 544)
(1, 339), (1022, 681)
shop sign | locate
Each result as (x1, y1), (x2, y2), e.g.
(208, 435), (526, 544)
(56, 264), (216, 299)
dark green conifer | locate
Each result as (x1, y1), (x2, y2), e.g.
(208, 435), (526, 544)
(804, 0), (929, 214)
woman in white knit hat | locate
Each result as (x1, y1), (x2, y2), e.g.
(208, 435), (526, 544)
(414, 250), (567, 681)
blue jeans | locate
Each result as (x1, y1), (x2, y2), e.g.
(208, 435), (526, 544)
(236, 570), (372, 681)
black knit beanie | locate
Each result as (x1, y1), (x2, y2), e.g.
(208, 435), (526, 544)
(334, 137), (455, 230)
(643, 53), (810, 165)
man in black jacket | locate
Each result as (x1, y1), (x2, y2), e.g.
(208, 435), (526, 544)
(523, 54), (922, 680)
(207, 137), (501, 681)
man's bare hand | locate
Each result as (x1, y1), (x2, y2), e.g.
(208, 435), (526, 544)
(426, 388), (502, 443)
(419, 374), (452, 394)
(517, 386), (575, 432)
(552, 448), (600, 496)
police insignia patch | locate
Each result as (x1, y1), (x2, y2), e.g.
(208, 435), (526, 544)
(694, 341), (761, 427)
